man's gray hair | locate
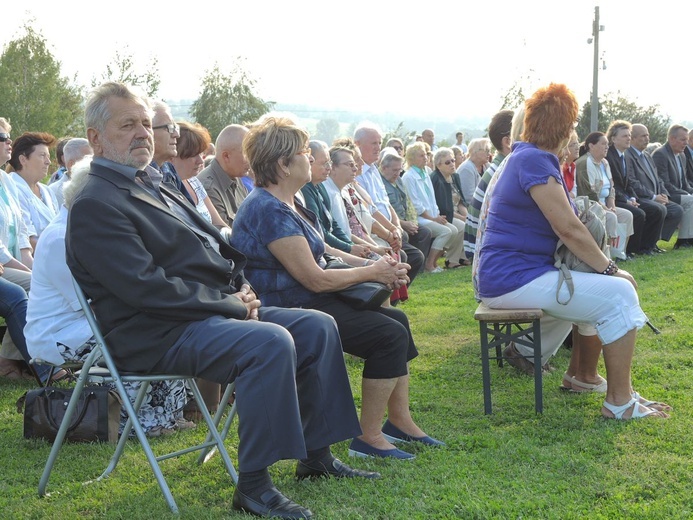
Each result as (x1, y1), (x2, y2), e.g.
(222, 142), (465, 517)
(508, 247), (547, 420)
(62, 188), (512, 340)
(85, 82), (151, 133)
(309, 140), (328, 155)
(378, 147), (403, 169)
(62, 138), (92, 166)
(353, 122), (382, 142)
(62, 156), (93, 209)
(151, 99), (171, 114)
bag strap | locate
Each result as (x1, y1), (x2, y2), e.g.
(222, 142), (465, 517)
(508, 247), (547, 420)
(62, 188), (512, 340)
(44, 388), (96, 434)
(553, 240), (575, 305)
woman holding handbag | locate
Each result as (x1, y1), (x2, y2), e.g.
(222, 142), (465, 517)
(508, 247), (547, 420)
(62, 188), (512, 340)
(231, 116), (444, 460)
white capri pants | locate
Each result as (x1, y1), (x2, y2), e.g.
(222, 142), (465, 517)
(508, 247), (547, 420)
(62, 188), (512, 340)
(482, 270), (647, 365)
(421, 219), (464, 256)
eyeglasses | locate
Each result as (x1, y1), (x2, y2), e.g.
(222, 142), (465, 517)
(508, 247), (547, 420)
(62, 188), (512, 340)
(322, 161), (333, 169)
(336, 161), (357, 169)
(0, 133), (10, 142)
(442, 159), (455, 166)
(392, 146), (403, 151)
(153, 123), (180, 135)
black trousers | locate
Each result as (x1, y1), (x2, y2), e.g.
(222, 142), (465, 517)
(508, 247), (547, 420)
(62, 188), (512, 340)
(402, 227), (433, 273)
(400, 240), (424, 284)
(636, 198), (665, 250)
(615, 201), (646, 254)
(306, 294), (418, 379)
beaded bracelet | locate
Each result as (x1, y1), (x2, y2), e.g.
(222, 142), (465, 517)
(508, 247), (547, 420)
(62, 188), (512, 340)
(601, 260), (619, 275)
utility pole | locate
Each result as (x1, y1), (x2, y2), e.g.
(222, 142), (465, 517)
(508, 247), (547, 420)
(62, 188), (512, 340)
(589, 6), (604, 132)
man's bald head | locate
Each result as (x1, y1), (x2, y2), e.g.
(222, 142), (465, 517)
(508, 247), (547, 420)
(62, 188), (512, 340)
(215, 124), (249, 178)
(630, 124), (650, 152)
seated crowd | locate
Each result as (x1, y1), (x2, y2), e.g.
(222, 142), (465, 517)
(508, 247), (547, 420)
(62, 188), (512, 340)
(0, 79), (684, 518)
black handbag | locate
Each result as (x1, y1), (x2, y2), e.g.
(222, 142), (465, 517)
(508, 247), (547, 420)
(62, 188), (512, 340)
(323, 255), (393, 311)
(17, 386), (121, 443)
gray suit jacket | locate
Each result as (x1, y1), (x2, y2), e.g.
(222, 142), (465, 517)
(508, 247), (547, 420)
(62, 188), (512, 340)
(198, 158), (249, 227)
(652, 142), (692, 203)
(625, 146), (669, 200)
(66, 161), (250, 371)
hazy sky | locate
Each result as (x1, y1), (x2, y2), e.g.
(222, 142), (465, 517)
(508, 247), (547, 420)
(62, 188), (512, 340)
(4, 1), (691, 124)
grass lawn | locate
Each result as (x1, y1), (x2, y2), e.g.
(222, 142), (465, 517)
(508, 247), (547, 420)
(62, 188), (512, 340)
(1, 239), (692, 519)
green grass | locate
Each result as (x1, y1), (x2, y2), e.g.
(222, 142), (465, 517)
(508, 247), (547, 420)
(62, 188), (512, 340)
(2, 239), (693, 519)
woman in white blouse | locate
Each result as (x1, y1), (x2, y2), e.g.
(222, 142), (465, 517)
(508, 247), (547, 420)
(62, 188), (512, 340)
(0, 119), (39, 380)
(8, 132), (59, 249)
(402, 142), (462, 273)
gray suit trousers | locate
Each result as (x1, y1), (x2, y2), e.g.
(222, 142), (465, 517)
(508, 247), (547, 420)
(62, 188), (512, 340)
(149, 306), (361, 472)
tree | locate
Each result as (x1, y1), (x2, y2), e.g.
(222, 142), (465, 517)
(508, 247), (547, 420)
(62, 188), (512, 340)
(577, 92), (671, 143)
(92, 48), (160, 97)
(0, 23), (84, 138)
(190, 61), (274, 141)
(382, 122), (416, 147)
(499, 70), (537, 111)
(314, 119), (340, 144)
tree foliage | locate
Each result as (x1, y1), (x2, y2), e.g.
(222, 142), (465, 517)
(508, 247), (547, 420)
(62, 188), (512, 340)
(190, 61), (274, 141)
(92, 48), (160, 97)
(577, 92), (671, 143)
(499, 71), (537, 111)
(382, 122), (416, 148)
(314, 119), (340, 145)
(0, 24), (84, 138)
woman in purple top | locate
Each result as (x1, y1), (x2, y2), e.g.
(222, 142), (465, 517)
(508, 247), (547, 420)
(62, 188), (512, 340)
(476, 84), (670, 420)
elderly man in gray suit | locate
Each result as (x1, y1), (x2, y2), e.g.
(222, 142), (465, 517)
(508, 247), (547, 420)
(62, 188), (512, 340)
(198, 124), (250, 228)
(68, 82), (377, 520)
(626, 124), (683, 251)
(652, 124), (693, 248)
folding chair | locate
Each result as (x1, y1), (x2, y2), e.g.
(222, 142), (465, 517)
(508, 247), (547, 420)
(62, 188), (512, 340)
(38, 279), (238, 514)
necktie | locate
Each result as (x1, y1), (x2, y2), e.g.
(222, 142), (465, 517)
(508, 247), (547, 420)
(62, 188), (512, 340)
(136, 170), (166, 204)
(676, 155), (685, 185)
(621, 154), (626, 176)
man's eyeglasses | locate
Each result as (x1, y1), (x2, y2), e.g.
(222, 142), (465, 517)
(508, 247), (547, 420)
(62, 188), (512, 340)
(153, 123), (180, 135)
(0, 133), (10, 142)
(322, 161), (333, 169)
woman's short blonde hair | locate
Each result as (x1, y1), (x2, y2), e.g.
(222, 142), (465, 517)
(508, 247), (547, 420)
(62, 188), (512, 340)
(404, 142), (427, 166)
(244, 116), (309, 188)
(467, 138), (490, 156)
(521, 83), (579, 152)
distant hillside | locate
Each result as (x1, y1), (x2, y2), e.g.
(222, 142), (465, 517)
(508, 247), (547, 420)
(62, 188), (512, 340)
(163, 99), (492, 142)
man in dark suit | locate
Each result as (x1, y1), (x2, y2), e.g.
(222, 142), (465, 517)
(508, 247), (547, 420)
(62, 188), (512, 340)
(684, 128), (693, 187)
(605, 120), (650, 256)
(626, 124), (683, 249)
(652, 124), (693, 248)
(66, 82), (377, 520)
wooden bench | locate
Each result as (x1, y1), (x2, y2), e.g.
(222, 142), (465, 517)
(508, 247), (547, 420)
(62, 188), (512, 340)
(474, 303), (544, 414)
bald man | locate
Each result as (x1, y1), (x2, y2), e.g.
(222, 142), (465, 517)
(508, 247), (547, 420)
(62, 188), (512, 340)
(422, 129), (437, 151)
(198, 124), (250, 227)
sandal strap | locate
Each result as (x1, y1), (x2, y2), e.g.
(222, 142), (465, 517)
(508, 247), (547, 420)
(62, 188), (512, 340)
(603, 397), (658, 420)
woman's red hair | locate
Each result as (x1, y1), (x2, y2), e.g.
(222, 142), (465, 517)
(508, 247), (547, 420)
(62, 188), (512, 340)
(521, 83), (579, 152)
